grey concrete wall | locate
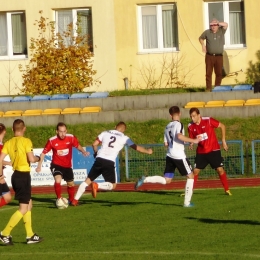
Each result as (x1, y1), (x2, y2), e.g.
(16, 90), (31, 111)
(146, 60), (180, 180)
(0, 90), (259, 127)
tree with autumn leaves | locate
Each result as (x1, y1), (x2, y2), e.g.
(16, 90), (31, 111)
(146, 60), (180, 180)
(19, 11), (99, 95)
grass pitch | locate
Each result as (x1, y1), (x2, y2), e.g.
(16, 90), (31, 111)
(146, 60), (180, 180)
(1, 188), (260, 260)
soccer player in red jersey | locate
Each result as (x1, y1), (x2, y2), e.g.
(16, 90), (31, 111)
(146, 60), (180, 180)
(0, 123), (12, 208)
(36, 122), (89, 204)
(188, 108), (231, 195)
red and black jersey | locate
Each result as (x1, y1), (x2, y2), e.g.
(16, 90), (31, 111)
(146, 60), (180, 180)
(42, 134), (79, 168)
(188, 117), (220, 154)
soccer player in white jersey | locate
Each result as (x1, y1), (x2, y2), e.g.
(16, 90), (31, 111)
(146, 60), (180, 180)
(71, 121), (153, 206)
(135, 106), (201, 207)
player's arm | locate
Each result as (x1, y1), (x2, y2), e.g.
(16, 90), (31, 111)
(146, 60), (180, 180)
(218, 122), (228, 151)
(177, 133), (201, 144)
(27, 151), (41, 163)
(92, 139), (101, 158)
(77, 144), (90, 157)
(218, 21), (228, 29)
(0, 152), (7, 180)
(129, 144), (153, 155)
(35, 153), (46, 173)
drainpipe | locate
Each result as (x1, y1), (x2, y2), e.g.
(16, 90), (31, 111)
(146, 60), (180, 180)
(123, 77), (128, 90)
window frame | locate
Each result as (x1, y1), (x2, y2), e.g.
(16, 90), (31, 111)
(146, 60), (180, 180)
(203, 0), (246, 49)
(137, 4), (179, 54)
(55, 8), (93, 50)
(0, 11), (28, 60)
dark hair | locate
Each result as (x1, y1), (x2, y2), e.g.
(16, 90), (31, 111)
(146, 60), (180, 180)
(189, 107), (200, 115)
(13, 119), (25, 132)
(0, 123), (6, 134)
(169, 106), (180, 116)
(116, 121), (126, 129)
(56, 122), (67, 130)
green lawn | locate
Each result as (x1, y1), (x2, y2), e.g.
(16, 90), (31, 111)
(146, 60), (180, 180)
(1, 188), (260, 260)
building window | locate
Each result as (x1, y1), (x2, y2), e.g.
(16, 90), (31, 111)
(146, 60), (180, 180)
(137, 4), (178, 53)
(55, 9), (93, 51)
(204, 0), (246, 47)
(0, 12), (27, 59)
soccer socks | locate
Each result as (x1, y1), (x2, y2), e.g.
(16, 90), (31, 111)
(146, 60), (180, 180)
(54, 182), (62, 199)
(74, 182), (88, 200)
(67, 186), (75, 202)
(193, 174), (199, 189)
(144, 176), (166, 185)
(184, 179), (194, 206)
(219, 171), (229, 191)
(97, 182), (113, 190)
(2, 210), (23, 236)
(23, 211), (34, 238)
(0, 197), (7, 207)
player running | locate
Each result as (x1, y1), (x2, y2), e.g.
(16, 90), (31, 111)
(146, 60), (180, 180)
(188, 107), (231, 195)
(36, 122), (89, 204)
(135, 106), (201, 207)
(71, 121), (153, 206)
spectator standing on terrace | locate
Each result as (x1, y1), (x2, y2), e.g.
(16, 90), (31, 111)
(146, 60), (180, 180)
(135, 106), (201, 207)
(36, 122), (89, 204)
(199, 18), (228, 91)
(188, 107), (231, 195)
(71, 121), (153, 206)
(0, 119), (43, 246)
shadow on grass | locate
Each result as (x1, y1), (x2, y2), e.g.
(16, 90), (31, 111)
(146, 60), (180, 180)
(186, 217), (260, 225)
(84, 198), (183, 207)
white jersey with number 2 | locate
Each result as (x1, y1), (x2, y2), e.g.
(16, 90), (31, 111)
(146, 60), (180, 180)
(96, 130), (134, 162)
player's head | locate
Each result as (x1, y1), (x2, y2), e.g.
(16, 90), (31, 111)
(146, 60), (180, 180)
(13, 119), (26, 134)
(0, 123), (6, 135)
(169, 106), (180, 117)
(189, 107), (201, 124)
(56, 122), (67, 139)
(115, 121), (126, 133)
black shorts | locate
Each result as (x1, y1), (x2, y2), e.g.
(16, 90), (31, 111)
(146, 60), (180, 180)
(11, 170), (31, 204)
(88, 157), (117, 183)
(50, 163), (74, 182)
(0, 182), (10, 196)
(164, 156), (193, 177)
(195, 150), (224, 169)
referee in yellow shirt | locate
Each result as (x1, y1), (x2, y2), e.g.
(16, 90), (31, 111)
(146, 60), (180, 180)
(0, 119), (43, 246)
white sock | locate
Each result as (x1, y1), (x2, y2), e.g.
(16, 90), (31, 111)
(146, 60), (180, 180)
(184, 179), (194, 206)
(75, 182), (88, 200)
(144, 176), (167, 185)
(98, 182), (113, 190)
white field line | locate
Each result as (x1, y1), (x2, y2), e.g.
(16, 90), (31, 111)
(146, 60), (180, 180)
(1, 251), (260, 258)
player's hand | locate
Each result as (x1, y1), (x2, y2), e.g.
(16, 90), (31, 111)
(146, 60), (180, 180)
(222, 141), (228, 151)
(189, 143), (194, 150)
(35, 166), (41, 173)
(147, 148), (153, 155)
(82, 151), (90, 157)
(0, 174), (5, 182)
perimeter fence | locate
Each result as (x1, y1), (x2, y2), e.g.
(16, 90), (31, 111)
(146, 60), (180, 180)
(122, 140), (252, 181)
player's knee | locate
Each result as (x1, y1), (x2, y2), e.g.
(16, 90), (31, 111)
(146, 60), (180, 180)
(165, 178), (172, 184)
(67, 181), (74, 187)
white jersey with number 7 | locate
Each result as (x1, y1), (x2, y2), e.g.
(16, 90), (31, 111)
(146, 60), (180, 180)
(96, 130), (134, 162)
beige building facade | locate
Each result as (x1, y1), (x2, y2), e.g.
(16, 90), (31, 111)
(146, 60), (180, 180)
(0, 0), (258, 95)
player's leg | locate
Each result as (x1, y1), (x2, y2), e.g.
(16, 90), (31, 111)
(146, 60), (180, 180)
(72, 160), (102, 205)
(176, 158), (194, 207)
(0, 183), (12, 207)
(135, 156), (173, 190)
(193, 153), (208, 189)
(209, 151), (231, 195)
(95, 159), (116, 194)
(63, 168), (75, 203)
(51, 164), (63, 199)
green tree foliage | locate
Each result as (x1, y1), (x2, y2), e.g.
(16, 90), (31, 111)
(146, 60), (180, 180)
(19, 11), (100, 95)
(245, 50), (260, 84)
